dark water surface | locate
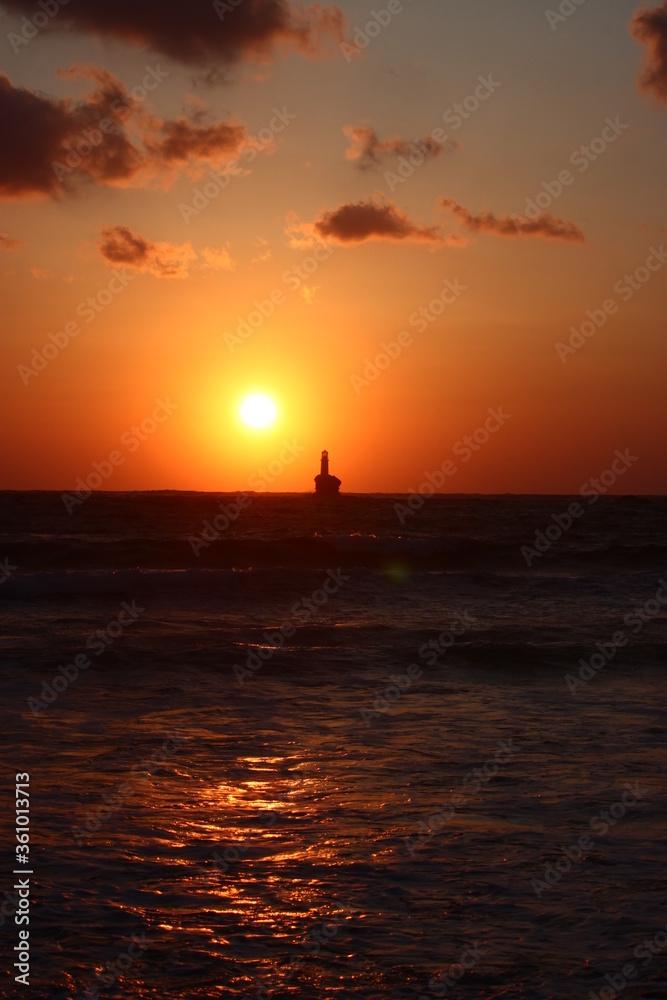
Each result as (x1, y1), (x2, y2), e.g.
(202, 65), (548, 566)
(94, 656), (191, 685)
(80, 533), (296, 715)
(0, 493), (665, 999)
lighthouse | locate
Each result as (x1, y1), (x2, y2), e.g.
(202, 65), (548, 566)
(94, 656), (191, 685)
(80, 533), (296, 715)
(314, 450), (341, 496)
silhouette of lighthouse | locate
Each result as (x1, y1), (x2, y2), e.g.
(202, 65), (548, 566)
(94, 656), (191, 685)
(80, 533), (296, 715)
(314, 450), (341, 496)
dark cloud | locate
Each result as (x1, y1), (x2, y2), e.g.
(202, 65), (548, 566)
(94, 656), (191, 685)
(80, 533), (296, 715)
(0, 68), (254, 199)
(290, 197), (584, 249)
(0, 0), (346, 67)
(0, 69), (142, 198)
(441, 198), (585, 243)
(99, 225), (196, 278)
(309, 198), (445, 245)
(152, 118), (250, 165)
(343, 125), (452, 169)
(630, 1), (667, 103)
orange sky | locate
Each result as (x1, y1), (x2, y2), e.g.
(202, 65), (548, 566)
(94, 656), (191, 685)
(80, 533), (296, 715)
(1, 0), (665, 492)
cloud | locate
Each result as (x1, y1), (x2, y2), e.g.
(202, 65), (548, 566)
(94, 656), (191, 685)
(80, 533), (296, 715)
(343, 125), (453, 169)
(99, 226), (196, 278)
(289, 197), (584, 250)
(0, 68), (256, 199)
(201, 244), (235, 270)
(441, 198), (585, 243)
(0, 69), (143, 198)
(151, 119), (251, 166)
(0, 0), (347, 68)
(630, 1), (667, 103)
(295, 198), (445, 246)
(251, 237), (272, 262)
(98, 227), (233, 277)
(0, 232), (22, 249)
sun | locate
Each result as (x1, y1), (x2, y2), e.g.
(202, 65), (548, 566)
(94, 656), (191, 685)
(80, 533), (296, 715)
(239, 393), (278, 430)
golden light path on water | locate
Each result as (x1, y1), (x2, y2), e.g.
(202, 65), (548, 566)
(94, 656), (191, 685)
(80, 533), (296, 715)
(112, 751), (363, 997)
(13, 643), (665, 999)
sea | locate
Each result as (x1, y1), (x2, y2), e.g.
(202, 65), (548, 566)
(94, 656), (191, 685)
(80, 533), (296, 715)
(0, 492), (665, 1000)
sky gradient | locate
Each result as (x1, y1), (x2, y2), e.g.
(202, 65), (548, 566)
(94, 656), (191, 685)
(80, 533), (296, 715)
(1, 0), (665, 493)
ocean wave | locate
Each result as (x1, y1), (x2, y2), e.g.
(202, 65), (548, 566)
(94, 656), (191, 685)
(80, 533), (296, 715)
(1, 562), (663, 602)
(4, 531), (667, 580)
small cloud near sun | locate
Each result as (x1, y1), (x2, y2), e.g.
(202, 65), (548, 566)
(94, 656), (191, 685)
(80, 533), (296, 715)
(441, 198), (586, 243)
(286, 196), (585, 249)
(343, 124), (457, 170)
(201, 244), (235, 271)
(97, 226), (241, 278)
(98, 225), (197, 278)
(286, 198), (445, 248)
(251, 237), (272, 263)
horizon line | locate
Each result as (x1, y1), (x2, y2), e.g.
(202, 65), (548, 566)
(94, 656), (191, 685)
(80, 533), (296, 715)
(1, 490), (665, 498)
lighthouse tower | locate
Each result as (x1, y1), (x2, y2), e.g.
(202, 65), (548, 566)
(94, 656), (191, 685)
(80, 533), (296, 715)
(314, 450), (341, 496)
